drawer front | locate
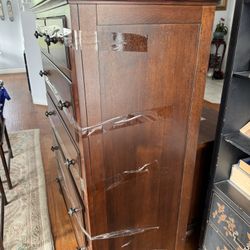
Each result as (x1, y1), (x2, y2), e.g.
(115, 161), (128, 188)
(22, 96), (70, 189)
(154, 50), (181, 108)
(42, 54), (77, 143)
(35, 18), (48, 54)
(34, 4), (71, 78)
(31, 0), (44, 8)
(209, 193), (250, 249)
(45, 16), (71, 77)
(56, 158), (87, 248)
(47, 93), (84, 199)
(203, 223), (233, 250)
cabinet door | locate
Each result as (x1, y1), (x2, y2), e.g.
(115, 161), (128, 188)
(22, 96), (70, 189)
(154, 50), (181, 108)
(78, 5), (214, 250)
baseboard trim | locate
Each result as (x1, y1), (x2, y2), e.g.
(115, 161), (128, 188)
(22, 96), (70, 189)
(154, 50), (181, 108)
(0, 68), (26, 74)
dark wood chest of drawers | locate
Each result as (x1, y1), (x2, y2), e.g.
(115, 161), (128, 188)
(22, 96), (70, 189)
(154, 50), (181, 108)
(32, 1), (217, 249)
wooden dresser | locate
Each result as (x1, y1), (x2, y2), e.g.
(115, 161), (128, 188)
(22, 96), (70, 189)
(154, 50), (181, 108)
(32, 1), (217, 249)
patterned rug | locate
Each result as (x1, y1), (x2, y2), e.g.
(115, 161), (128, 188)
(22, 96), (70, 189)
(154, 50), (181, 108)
(1, 129), (54, 250)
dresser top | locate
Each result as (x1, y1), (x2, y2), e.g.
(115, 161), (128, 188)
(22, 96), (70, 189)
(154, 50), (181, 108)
(69, 0), (218, 4)
(32, 0), (218, 8)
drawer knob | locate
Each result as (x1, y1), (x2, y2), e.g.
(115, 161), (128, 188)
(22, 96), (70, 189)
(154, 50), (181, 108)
(51, 145), (59, 152)
(45, 111), (55, 117)
(65, 159), (75, 168)
(39, 70), (48, 77)
(233, 232), (250, 250)
(34, 30), (42, 39)
(55, 177), (61, 183)
(68, 207), (79, 216)
(57, 100), (71, 110)
(45, 35), (58, 46)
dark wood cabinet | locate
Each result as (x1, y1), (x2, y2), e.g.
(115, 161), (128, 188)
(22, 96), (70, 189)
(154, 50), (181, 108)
(32, 1), (217, 249)
(202, 1), (250, 249)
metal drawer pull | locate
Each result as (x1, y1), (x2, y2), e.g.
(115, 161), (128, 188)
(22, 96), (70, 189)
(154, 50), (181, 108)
(45, 35), (59, 46)
(45, 111), (55, 117)
(39, 70), (48, 77)
(57, 100), (71, 110)
(34, 30), (43, 39)
(68, 207), (80, 216)
(65, 159), (75, 168)
(51, 145), (59, 152)
(233, 232), (250, 250)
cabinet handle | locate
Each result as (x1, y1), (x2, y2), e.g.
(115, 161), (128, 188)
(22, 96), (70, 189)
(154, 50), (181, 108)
(57, 100), (71, 110)
(51, 145), (59, 152)
(44, 35), (59, 46)
(68, 207), (80, 216)
(45, 111), (55, 117)
(34, 30), (42, 39)
(65, 159), (75, 168)
(233, 232), (250, 250)
(39, 70), (48, 77)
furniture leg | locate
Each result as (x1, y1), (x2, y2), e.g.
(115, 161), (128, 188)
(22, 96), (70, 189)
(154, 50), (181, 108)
(0, 147), (12, 190)
(4, 127), (13, 159)
(0, 178), (7, 206)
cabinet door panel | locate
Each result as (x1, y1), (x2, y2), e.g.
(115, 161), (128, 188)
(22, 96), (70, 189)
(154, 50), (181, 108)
(84, 23), (200, 249)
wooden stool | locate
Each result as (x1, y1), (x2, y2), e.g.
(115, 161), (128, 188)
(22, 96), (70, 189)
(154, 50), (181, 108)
(0, 118), (12, 190)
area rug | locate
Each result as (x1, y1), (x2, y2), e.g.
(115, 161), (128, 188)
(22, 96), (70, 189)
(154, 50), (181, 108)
(1, 129), (54, 250)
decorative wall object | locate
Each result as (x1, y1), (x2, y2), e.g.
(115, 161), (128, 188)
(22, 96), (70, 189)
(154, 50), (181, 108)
(0, 0), (5, 20)
(6, 0), (14, 22)
(217, 0), (228, 10)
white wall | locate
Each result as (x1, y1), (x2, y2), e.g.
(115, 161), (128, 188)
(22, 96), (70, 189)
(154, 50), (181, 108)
(212, 0), (236, 70)
(20, 9), (47, 105)
(0, 0), (25, 72)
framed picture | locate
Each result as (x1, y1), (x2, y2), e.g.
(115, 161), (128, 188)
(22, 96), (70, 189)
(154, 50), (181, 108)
(0, 0), (5, 20)
(216, 0), (228, 11)
(6, 0), (14, 22)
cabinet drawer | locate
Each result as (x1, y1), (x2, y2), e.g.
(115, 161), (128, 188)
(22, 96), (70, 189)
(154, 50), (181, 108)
(45, 15), (71, 78)
(42, 54), (77, 143)
(35, 18), (48, 54)
(203, 223), (233, 250)
(47, 93), (84, 199)
(34, 5), (72, 79)
(209, 193), (250, 249)
(56, 158), (87, 248)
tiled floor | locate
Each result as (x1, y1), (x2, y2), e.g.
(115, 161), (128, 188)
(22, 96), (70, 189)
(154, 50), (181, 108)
(204, 77), (224, 104)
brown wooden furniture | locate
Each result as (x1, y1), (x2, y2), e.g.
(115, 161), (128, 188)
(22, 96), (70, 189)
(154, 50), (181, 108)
(32, 1), (217, 249)
(185, 104), (219, 249)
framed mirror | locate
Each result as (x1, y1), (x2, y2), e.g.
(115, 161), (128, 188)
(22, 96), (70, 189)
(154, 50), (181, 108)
(6, 0), (14, 22)
(216, 0), (228, 11)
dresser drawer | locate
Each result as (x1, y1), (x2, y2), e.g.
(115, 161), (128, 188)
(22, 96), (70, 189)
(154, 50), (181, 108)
(35, 5), (71, 78)
(203, 223), (233, 250)
(35, 18), (48, 54)
(47, 93), (84, 199)
(42, 54), (77, 143)
(45, 15), (71, 77)
(209, 193), (250, 250)
(56, 157), (87, 248)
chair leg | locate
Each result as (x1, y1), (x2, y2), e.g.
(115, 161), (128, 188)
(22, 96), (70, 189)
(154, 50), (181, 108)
(0, 147), (12, 190)
(0, 178), (7, 206)
(4, 127), (13, 159)
(0, 238), (3, 250)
